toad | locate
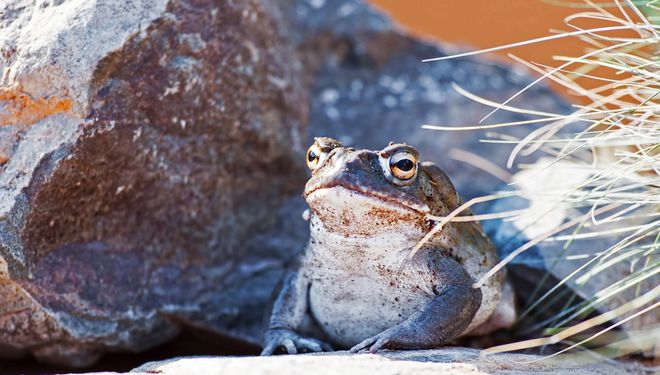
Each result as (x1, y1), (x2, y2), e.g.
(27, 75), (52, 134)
(262, 138), (515, 354)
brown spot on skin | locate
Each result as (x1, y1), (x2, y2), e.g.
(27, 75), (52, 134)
(376, 264), (398, 281)
(0, 89), (73, 126)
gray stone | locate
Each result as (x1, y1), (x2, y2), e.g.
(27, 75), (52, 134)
(125, 349), (643, 375)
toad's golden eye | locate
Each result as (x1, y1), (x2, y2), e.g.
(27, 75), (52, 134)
(306, 137), (343, 171)
(389, 151), (417, 181)
(306, 144), (324, 170)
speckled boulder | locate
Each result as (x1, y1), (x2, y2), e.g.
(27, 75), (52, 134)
(0, 0), (306, 367)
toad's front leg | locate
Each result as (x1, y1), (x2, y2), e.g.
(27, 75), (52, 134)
(261, 269), (331, 355)
(350, 256), (482, 353)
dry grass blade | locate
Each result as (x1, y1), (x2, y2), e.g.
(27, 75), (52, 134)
(483, 285), (660, 355)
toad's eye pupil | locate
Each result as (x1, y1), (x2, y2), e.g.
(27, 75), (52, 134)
(395, 158), (414, 171)
(308, 150), (318, 162)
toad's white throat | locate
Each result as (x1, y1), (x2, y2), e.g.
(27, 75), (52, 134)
(306, 186), (427, 240)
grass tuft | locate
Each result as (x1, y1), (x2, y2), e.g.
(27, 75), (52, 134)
(420, 0), (659, 362)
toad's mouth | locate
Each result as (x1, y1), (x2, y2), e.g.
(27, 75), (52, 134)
(304, 181), (430, 214)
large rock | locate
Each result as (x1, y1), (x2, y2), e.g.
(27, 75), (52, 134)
(287, 1), (570, 200)
(0, 0), (307, 367)
(127, 348), (643, 375)
(0, 0), (576, 367)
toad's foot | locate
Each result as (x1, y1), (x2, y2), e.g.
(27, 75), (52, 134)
(349, 324), (413, 354)
(261, 328), (332, 355)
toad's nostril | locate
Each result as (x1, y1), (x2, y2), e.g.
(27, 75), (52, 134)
(318, 147), (342, 170)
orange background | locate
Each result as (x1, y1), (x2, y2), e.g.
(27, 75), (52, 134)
(368, 0), (624, 103)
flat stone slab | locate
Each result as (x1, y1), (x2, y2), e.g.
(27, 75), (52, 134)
(121, 348), (643, 375)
